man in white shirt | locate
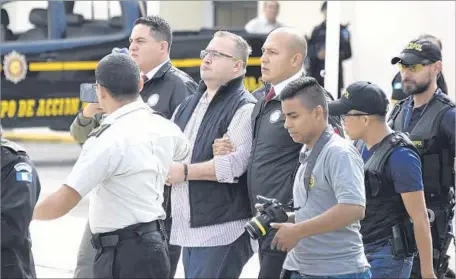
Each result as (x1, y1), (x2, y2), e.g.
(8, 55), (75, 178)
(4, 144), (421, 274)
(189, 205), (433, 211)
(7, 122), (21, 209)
(33, 53), (190, 279)
(245, 1), (284, 34)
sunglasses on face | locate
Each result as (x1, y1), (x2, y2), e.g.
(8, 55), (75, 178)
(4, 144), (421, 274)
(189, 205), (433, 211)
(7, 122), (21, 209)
(397, 61), (433, 73)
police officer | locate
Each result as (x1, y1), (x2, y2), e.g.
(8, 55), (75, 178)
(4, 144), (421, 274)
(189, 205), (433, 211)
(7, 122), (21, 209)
(1, 126), (41, 279)
(306, 0), (352, 98)
(33, 53), (190, 279)
(70, 15), (197, 279)
(212, 27), (343, 279)
(391, 34), (448, 104)
(389, 38), (455, 279)
(329, 81), (436, 279)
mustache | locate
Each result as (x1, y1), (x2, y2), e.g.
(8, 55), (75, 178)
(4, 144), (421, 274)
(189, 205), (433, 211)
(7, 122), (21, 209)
(402, 79), (415, 83)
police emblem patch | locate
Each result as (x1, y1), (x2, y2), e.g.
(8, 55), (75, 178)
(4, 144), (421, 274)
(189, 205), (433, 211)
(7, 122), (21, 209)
(14, 162), (33, 182)
(147, 94), (160, 107)
(269, 109), (281, 123)
(309, 175), (315, 189)
(3, 51), (28, 84)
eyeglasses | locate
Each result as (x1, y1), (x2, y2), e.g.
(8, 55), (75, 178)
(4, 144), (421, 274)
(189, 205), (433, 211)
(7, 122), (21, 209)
(397, 62), (433, 73)
(200, 49), (242, 62)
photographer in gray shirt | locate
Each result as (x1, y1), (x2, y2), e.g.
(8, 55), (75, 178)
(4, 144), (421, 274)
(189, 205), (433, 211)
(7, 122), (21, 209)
(270, 76), (371, 279)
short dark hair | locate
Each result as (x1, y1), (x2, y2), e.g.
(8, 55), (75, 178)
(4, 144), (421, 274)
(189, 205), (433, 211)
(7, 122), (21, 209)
(134, 15), (173, 51)
(95, 53), (140, 101)
(280, 76), (328, 116)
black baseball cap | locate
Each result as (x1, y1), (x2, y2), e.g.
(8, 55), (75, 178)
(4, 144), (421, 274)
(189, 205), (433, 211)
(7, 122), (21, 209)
(328, 81), (389, 116)
(391, 39), (442, 65)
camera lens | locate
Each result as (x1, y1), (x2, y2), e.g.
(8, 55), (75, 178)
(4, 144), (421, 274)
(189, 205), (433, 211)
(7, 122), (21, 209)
(244, 216), (268, 240)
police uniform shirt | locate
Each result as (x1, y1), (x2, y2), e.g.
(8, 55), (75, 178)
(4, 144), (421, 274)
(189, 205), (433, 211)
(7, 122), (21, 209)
(65, 99), (190, 234)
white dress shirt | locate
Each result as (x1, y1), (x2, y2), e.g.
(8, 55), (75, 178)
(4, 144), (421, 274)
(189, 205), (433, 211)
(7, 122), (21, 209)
(66, 99), (190, 234)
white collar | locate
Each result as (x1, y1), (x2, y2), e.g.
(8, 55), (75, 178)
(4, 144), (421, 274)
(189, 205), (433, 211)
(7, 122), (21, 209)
(103, 99), (147, 125)
(272, 68), (305, 97)
(144, 59), (170, 80)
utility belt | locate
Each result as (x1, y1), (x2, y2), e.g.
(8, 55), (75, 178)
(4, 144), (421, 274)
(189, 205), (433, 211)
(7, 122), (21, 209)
(90, 220), (164, 249)
(389, 218), (417, 258)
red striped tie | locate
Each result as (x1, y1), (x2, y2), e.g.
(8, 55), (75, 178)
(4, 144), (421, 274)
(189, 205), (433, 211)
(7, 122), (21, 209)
(265, 87), (276, 104)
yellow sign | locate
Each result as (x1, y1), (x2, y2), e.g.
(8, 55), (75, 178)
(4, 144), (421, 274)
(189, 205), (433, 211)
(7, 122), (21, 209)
(1, 98), (88, 119)
(3, 51), (28, 84)
(243, 76), (263, 92)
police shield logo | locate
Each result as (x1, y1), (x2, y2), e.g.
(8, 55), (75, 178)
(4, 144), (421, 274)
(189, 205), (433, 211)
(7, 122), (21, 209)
(3, 51), (28, 84)
(147, 94), (160, 107)
(270, 109), (281, 123)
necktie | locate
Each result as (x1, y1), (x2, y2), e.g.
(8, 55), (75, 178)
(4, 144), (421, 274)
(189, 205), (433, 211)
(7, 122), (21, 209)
(265, 87), (276, 104)
(142, 74), (149, 83)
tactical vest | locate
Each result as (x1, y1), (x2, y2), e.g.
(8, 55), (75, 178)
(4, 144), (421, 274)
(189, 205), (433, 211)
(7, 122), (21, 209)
(358, 132), (419, 244)
(389, 93), (455, 203)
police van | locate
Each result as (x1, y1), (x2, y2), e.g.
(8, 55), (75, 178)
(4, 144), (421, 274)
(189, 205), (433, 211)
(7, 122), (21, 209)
(1, 0), (265, 131)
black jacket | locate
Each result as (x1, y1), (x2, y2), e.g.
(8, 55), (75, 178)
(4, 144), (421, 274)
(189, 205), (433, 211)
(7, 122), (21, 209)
(141, 61), (197, 119)
(1, 139), (40, 279)
(173, 76), (256, 227)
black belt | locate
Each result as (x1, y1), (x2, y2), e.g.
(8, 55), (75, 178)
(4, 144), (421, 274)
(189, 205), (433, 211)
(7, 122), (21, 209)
(91, 220), (161, 249)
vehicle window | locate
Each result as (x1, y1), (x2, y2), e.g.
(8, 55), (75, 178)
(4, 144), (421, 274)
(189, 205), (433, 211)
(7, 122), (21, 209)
(1, 0), (49, 42)
(66, 0), (124, 39)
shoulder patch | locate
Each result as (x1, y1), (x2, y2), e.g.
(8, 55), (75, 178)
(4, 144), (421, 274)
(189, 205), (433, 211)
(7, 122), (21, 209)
(88, 124), (111, 138)
(14, 162), (33, 172)
(14, 162), (33, 182)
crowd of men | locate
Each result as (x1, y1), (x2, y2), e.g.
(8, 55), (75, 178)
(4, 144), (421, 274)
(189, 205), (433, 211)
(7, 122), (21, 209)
(1, 3), (455, 279)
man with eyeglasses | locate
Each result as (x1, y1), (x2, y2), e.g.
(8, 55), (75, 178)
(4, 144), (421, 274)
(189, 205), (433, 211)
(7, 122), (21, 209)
(388, 38), (455, 279)
(165, 31), (256, 278)
(70, 15), (197, 279)
(329, 81), (435, 279)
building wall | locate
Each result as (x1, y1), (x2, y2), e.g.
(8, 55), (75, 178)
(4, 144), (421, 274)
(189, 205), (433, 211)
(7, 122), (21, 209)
(259, 0), (455, 100)
(158, 1), (206, 31)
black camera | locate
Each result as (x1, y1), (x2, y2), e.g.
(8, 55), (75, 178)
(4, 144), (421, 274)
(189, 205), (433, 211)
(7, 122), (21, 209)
(244, 195), (290, 240)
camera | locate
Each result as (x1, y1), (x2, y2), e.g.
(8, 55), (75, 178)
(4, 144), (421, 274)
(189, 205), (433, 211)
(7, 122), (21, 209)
(244, 195), (290, 240)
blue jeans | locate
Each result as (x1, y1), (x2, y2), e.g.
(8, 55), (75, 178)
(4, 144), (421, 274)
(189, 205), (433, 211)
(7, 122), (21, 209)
(182, 232), (252, 278)
(365, 238), (414, 278)
(290, 269), (372, 279)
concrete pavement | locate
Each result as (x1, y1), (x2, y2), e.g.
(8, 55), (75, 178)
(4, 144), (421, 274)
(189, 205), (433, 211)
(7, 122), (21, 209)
(9, 140), (456, 278)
